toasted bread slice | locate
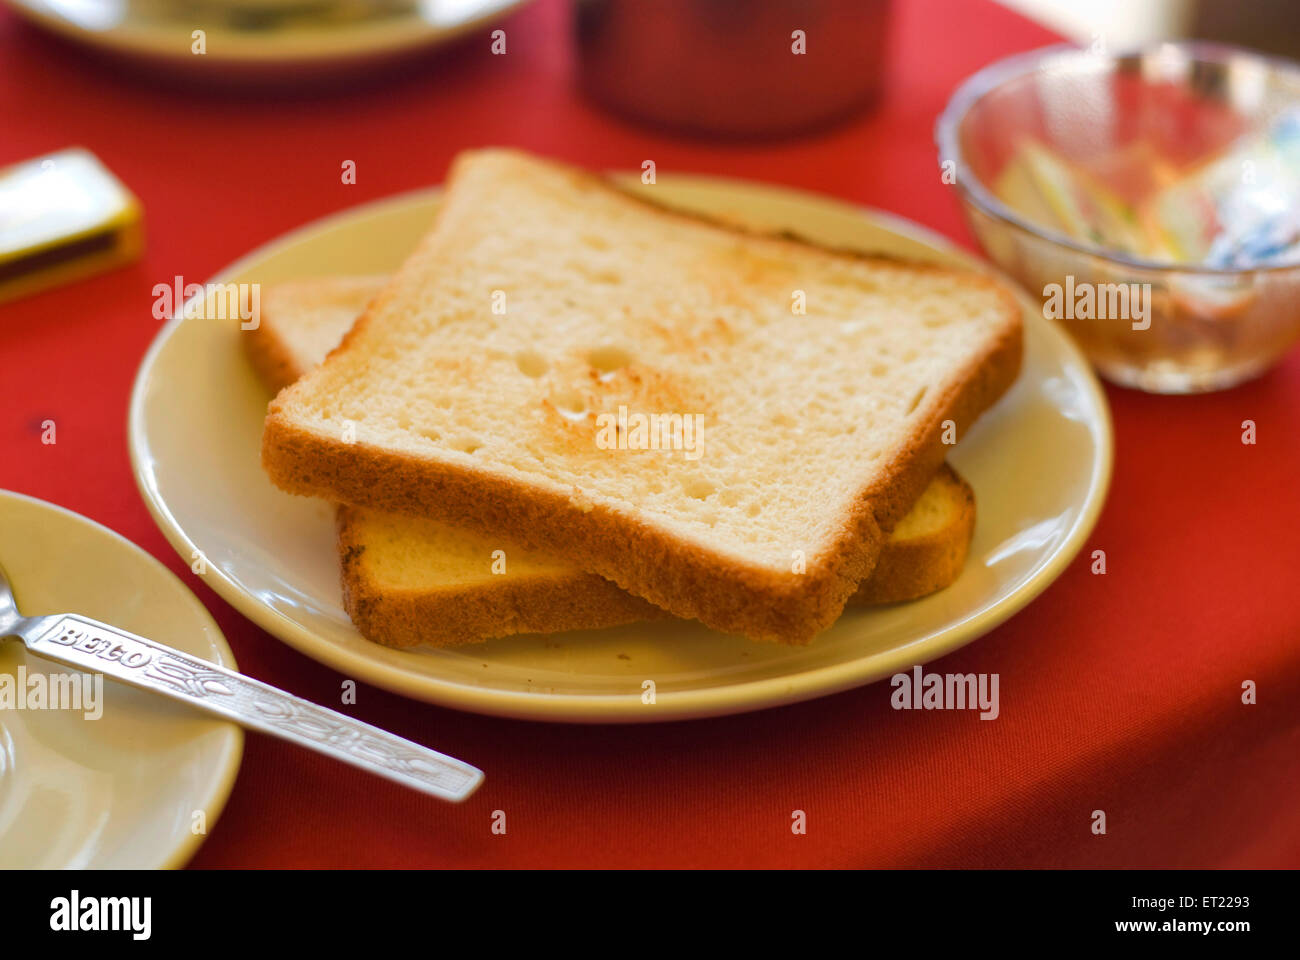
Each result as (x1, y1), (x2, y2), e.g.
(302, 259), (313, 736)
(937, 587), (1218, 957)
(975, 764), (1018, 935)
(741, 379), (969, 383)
(245, 274), (389, 394)
(851, 463), (975, 606)
(261, 149), (1020, 643)
(247, 276), (976, 646)
(336, 506), (665, 646)
(249, 277), (664, 645)
(337, 467), (972, 646)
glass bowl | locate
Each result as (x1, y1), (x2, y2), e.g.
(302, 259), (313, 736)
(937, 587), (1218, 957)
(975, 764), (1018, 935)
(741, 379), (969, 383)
(937, 42), (1300, 393)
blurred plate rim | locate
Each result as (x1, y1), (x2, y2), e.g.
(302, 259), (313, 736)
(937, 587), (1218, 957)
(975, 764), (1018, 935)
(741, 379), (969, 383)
(2, 0), (532, 66)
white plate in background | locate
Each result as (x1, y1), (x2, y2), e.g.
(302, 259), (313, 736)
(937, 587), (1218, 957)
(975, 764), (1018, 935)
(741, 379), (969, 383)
(3, 0), (530, 76)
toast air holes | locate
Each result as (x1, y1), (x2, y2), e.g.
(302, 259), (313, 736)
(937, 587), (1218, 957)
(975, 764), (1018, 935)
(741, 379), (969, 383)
(452, 437), (483, 455)
(586, 345), (633, 376)
(516, 350), (548, 378)
(551, 390), (589, 422)
(682, 478), (715, 501)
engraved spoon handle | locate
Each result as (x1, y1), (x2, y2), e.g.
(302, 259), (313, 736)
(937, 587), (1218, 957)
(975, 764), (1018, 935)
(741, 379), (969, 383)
(16, 613), (483, 802)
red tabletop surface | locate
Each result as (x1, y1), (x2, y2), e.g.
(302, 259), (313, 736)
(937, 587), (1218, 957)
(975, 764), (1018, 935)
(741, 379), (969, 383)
(2, 0), (1297, 868)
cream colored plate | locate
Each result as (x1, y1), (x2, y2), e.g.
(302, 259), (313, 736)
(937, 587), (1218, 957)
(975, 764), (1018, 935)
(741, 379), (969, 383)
(0, 491), (242, 868)
(128, 175), (1112, 723)
(2, 1), (529, 73)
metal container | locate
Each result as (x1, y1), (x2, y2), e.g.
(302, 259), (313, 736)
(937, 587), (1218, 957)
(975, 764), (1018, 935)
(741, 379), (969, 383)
(575, 0), (893, 138)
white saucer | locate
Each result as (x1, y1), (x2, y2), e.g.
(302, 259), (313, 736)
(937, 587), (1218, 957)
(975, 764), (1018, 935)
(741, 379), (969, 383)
(128, 174), (1112, 723)
(0, 490), (242, 868)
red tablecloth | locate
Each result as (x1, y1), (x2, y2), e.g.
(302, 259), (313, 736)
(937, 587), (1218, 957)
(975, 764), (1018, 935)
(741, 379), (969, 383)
(2, 0), (1297, 869)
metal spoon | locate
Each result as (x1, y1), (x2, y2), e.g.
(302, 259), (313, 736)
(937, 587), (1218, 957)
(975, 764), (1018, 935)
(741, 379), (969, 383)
(0, 558), (483, 803)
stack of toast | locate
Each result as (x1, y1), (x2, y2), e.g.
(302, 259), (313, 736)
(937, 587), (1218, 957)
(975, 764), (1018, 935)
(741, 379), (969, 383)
(252, 149), (1022, 647)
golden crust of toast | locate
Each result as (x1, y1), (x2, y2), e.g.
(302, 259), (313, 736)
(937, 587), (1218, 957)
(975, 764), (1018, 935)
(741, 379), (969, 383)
(336, 506), (666, 648)
(334, 469), (974, 648)
(848, 463), (975, 606)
